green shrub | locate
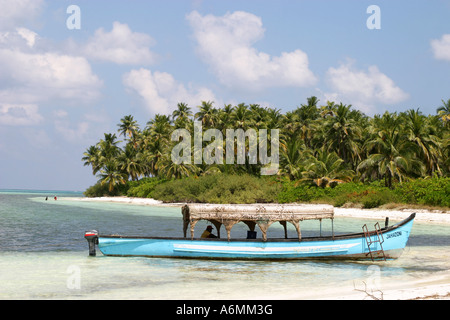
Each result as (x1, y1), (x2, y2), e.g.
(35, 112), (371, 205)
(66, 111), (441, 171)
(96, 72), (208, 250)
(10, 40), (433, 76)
(151, 174), (281, 203)
(277, 181), (301, 203)
(84, 182), (109, 197)
(360, 190), (393, 208)
(395, 177), (450, 207)
(126, 177), (166, 198)
(276, 181), (403, 208)
(84, 173), (450, 209)
(84, 181), (129, 197)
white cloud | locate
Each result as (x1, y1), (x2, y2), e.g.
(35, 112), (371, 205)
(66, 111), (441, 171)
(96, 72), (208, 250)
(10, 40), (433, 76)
(0, 103), (43, 126)
(123, 68), (217, 115)
(54, 118), (90, 143)
(0, 49), (102, 103)
(51, 109), (109, 144)
(324, 61), (409, 114)
(186, 10), (317, 90)
(0, 28), (103, 106)
(431, 34), (450, 61)
(82, 21), (157, 65)
(16, 27), (38, 47)
(0, 0), (44, 30)
(0, 27), (37, 50)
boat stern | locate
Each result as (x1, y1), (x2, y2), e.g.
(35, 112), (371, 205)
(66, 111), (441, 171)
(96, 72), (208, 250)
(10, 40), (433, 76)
(84, 230), (99, 256)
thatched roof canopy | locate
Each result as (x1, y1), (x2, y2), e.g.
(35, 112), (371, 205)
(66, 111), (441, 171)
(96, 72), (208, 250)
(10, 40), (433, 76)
(182, 204), (334, 241)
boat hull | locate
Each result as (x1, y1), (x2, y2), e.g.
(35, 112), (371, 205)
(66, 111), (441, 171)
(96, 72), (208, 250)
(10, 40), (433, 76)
(96, 214), (415, 261)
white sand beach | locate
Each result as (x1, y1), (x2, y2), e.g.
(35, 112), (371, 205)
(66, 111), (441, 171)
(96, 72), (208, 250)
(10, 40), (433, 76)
(65, 196), (450, 300)
(66, 196), (167, 206)
(334, 207), (450, 224)
(67, 196), (450, 224)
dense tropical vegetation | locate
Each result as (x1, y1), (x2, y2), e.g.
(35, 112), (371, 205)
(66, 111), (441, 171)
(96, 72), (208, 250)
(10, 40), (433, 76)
(82, 97), (450, 208)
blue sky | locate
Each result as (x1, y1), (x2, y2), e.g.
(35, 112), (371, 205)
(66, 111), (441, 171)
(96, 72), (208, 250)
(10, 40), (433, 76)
(0, 0), (449, 191)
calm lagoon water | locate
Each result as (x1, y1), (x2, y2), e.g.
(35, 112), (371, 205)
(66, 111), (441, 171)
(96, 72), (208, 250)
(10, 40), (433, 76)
(1, 190), (449, 299)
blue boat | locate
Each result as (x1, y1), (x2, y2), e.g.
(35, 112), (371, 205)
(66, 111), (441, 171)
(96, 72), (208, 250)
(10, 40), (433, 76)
(85, 204), (415, 261)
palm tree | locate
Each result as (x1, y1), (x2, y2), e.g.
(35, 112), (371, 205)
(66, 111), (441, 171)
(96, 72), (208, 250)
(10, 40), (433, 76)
(217, 104), (233, 133)
(358, 112), (424, 188)
(249, 104), (267, 129)
(118, 143), (144, 181)
(319, 101), (336, 118)
(231, 103), (252, 130)
(118, 115), (139, 140)
(293, 97), (321, 149)
(296, 96), (320, 122)
(147, 114), (172, 130)
(158, 153), (198, 179)
(142, 114), (173, 178)
(90, 133), (124, 180)
(300, 148), (354, 188)
(282, 111), (300, 139)
(323, 103), (362, 169)
(82, 145), (101, 175)
(98, 133), (122, 162)
(172, 102), (193, 129)
(266, 107), (283, 129)
(195, 101), (217, 128)
(97, 160), (127, 193)
(403, 109), (441, 176)
(83, 98), (450, 196)
(437, 98), (450, 127)
(279, 139), (308, 180)
(146, 114), (172, 147)
(441, 131), (450, 175)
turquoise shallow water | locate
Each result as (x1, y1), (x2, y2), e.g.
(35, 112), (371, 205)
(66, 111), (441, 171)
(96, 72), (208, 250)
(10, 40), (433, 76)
(0, 190), (449, 299)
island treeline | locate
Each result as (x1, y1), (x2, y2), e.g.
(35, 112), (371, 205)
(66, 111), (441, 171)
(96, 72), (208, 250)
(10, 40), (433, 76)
(82, 97), (450, 208)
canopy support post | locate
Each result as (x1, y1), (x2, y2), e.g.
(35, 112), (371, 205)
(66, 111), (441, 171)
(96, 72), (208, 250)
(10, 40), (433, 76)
(222, 220), (238, 241)
(280, 221), (288, 239)
(182, 205), (190, 238)
(257, 220), (275, 241)
(290, 220), (301, 241)
(320, 219), (322, 237)
(190, 219), (199, 240)
(332, 218), (334, 240)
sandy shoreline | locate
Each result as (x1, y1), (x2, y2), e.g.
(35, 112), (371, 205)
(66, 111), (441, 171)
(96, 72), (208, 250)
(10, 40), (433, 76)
(64, 196), (450, 300)
(64, 196), (450, 224)
(65, 196), (169, 206)
(334, 207), (450, 224)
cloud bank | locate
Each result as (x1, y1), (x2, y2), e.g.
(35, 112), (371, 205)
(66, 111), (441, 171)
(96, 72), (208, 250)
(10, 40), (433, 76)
(0, 27), (102, 126)
(82, 21), (157, 65)
(186, 10), (317, 91)
(123, 68), (216, 115)
(0, 0), (44, 30)
(431, 34), (450, 61)
(324, 61), (409, 114)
